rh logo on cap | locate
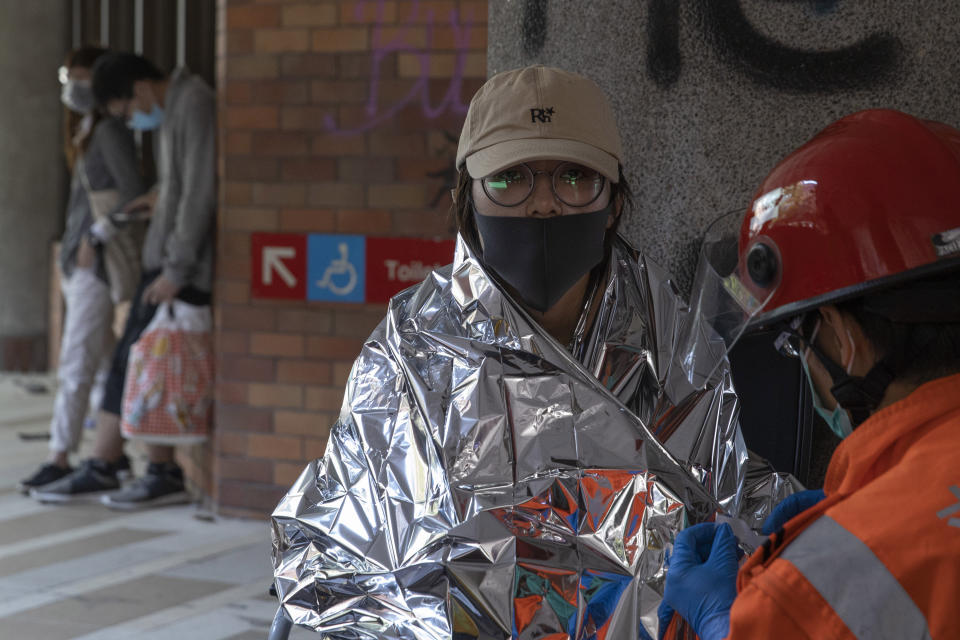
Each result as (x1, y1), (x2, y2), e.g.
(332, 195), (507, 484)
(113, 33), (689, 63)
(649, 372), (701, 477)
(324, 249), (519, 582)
(530, 107), (555, 123)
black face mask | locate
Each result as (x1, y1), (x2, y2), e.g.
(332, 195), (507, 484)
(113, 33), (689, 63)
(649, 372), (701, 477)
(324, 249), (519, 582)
(473, 204), (612, 312)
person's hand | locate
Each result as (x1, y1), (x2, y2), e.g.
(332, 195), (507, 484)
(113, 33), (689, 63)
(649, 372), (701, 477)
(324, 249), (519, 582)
(76, 237), (97, 269)
(662, 522), (738, 640)
(761, 489), (826, 535)
(123, 191), (158, 216)
(143, 274), (180, 305)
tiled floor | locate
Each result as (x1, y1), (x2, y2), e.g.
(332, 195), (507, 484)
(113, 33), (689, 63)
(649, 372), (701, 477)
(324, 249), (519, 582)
(0, 375), (312, 639)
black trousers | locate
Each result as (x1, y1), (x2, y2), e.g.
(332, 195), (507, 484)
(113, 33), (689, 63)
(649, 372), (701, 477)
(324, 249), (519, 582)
(101, 270), (211, 416)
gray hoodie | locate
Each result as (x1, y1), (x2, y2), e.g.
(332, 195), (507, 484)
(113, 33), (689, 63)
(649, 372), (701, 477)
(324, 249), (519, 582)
(143, 67), (216, 292)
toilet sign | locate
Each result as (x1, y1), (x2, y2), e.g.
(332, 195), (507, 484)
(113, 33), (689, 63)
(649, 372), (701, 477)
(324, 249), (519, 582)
(251, 233), (455, 303)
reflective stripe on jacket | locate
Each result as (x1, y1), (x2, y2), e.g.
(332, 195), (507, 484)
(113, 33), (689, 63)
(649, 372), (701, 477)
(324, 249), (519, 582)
(728, 372), (960, 639)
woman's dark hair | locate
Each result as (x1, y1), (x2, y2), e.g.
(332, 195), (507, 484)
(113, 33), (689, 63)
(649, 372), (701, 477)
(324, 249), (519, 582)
(91, 52), (164, 107)
(62, 45), (108, 171)
(451, 164), (635, 257)
(837, 271), (960, 386)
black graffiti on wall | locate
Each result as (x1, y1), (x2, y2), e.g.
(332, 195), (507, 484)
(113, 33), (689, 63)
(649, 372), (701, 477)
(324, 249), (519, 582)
(521, 0), (904, 92)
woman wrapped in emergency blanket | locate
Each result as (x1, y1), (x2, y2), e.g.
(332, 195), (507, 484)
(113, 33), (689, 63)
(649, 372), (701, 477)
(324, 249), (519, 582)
(270, 65), (787, 639)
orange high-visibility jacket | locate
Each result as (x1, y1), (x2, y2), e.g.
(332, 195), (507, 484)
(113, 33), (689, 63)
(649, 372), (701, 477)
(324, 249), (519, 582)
(728, 372), (960, 639)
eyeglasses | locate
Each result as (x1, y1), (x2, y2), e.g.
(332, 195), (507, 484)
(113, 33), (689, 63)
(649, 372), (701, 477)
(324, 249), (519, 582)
(481, 162), (606, 208)
(774, 313), (821, 358)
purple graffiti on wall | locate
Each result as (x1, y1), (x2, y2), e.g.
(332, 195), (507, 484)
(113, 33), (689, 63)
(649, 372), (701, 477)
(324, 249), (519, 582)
(324, 0), (475, 135)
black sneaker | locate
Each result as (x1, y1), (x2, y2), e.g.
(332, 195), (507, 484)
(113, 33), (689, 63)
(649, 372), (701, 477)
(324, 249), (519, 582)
(100, 462), (190, 511)
(17, 463), (73, 494)
(114, 453), (133, 481)
(30, 458), (121, 504)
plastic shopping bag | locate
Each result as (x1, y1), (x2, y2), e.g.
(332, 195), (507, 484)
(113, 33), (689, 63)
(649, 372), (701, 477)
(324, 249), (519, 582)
(121, 300), (213, 444)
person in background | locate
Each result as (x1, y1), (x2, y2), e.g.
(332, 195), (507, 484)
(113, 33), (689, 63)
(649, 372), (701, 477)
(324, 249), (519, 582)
(660, 109), (960, 639)
(19, 46), (144, 495)
(33, 52), (216, 510)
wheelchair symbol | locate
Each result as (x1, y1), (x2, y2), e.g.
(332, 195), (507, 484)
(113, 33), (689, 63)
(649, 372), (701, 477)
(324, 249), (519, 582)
(315, 243), (357, 296)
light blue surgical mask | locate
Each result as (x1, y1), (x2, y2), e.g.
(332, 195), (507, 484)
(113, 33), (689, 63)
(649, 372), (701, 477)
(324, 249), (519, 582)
(128, 103), (164, 131)
(800, 319), (854, 439)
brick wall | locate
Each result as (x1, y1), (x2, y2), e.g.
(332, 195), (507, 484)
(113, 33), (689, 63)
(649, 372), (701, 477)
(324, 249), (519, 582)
(212, 0), (487, 518)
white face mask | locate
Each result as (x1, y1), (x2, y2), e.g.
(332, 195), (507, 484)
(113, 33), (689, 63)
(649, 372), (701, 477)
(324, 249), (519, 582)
(801, 319), (855, 439)
(61, 79), (95, 114)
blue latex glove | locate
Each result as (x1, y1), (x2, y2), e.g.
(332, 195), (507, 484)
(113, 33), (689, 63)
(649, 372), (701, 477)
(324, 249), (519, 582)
(761, 489), (826, 535)
(661, 523), (738, 640)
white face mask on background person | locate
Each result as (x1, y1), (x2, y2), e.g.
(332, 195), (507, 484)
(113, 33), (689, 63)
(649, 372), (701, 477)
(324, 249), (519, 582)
(61, 79), (95, 114)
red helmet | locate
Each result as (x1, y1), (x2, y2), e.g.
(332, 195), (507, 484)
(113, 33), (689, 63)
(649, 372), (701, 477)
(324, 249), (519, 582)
(684, 109), (960, 382)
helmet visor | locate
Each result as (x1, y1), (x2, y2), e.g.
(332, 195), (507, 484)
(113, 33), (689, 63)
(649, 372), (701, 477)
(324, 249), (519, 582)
(680, 211), (780, 387)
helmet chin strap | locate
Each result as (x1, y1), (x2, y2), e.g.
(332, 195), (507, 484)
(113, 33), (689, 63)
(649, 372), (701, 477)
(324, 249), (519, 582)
(805, 337), (895, 427)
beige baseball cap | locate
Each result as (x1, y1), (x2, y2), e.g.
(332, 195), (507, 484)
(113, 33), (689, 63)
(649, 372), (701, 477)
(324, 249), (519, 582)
(456, 65), (622, 182)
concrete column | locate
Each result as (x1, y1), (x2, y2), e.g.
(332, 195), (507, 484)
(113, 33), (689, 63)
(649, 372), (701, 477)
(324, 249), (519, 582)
(0, 3), (69, 370)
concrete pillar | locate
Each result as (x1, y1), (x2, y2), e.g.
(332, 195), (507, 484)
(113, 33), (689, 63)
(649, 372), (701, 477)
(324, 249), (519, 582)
(0, 3), (69, 370)
(488, 0), (960, 293)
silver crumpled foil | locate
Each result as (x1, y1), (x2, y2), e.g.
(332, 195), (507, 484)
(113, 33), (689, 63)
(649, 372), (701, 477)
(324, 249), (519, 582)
(271, 235), (784, 639)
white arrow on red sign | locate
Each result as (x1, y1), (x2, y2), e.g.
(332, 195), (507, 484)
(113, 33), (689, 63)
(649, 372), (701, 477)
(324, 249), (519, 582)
(262, 246), (297, 287)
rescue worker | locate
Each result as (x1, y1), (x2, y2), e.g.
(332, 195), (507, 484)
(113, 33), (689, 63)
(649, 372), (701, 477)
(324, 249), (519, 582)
(661, 108), (960, 639)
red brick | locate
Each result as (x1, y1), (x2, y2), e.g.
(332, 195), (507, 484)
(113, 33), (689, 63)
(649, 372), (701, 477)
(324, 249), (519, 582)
(337, 157), (395, 183)
(282, 3), (337, 26)
(217, 280), (249, 305)
(218, 479), (288, 513)
(221, 207), (279, 231)
(306, 336), (365, 359)
(250, 79), (309, 104)
(274, 461), (308, 486)
(226, 82), (253, 104)
(254, 28), (310, 53)
(429, 25), (487, 49)
(252, 183), (307, 207)
(217, 430), (249, 457)
(309, 79), (370, 104)
(280, 53), (337, 77)
(310, 133), (365, 156)
(280, 158), (336, 182)
(304, 385), (345, 412)
(219, 457), (274, 483)
(392, 209), (453, 236)
(368, 131), (426, 157)
(459, 1), (487, 24)
(304, 435), (331, 460)
(274, 409), (336, 435)
(341, 0), (397, 24)
(217, 381), (249, 404)
(218, 331), (250, 355)
(250, 332), (305, 357)
(248, 383), (303, 409)
(248, 433), (304, 460)
(276, 308), (334, 333)
(224, 181), (253, 206)
(306, 182), (365, 208)
(216, 403), (274, 432)
(335, 208), (392, 233)
(225, 132), (253, 154)
(220, 230), (251, 258)
(227, 55), (280, 79)
(225, 156), (280, 181)
(218, 355), (277, 385)
(397, 1), (460, 23)
(333, 361), (354, 386)
(372, 26), (428, 49)
(227, 30), (255, 55)
(218, 252), (250, 276)
(219, 307), (277, 332)
(394, 157), (447, 181)
(337, 54), (377, 79)
(277, 360), (332, 385)
(333, 310), (384, 338)
(252, 131), (310, 156)
(279, 208), (337, 232)
(280, 106), (334, 131)
(225, 105), (279, 129)
(227, 4), (281, 29)
(311, 27), (369, 52)
(367, 184), (426, 209)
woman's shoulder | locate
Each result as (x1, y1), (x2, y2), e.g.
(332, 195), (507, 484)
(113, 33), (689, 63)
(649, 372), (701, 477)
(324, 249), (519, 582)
(90, 116), (134, 146)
